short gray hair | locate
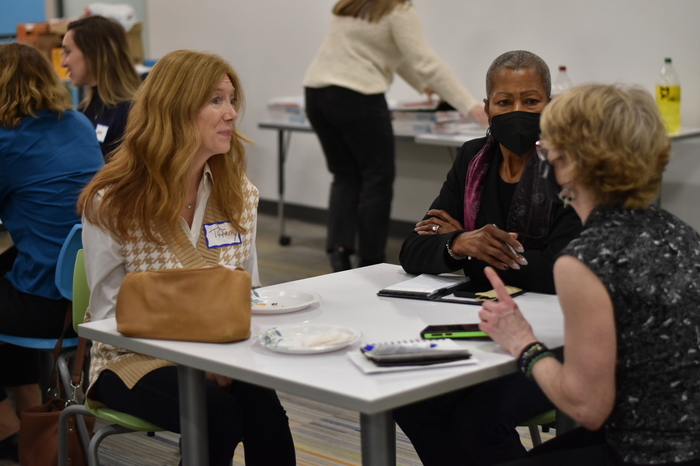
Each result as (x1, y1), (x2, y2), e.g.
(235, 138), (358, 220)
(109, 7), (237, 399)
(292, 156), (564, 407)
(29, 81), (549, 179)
(485, 50), (551, 100)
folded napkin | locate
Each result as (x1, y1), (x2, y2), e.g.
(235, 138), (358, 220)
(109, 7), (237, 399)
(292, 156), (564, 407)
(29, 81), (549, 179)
(476, 286), (522, 301)
(301, 329), (344, 347)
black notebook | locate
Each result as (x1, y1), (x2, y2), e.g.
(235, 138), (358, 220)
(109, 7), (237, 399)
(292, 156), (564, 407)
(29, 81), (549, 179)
(378, 274), (525, 305)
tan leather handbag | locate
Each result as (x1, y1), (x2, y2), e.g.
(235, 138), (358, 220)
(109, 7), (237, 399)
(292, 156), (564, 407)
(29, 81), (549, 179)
(115, 265), (251, 342)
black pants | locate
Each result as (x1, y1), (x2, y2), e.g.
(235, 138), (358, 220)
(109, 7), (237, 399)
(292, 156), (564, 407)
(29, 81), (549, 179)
(497, 427), (700, 466)
(393, 372), (554, 466)
(93, 367), (296, 466)
(0, 247), (70, 402)
(305, 86), (395, 265)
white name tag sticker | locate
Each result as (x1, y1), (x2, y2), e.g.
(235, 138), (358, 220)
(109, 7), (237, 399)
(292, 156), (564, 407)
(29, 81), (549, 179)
(203, 221), (241, 248)
(95, 124), (109, 143)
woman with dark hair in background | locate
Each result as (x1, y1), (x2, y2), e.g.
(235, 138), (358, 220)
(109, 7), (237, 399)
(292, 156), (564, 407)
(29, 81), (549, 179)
(304, 0), (487, 272)
(62, 15), (141, 158)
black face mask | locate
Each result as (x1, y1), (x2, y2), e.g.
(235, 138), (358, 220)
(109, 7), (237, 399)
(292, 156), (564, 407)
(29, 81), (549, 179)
(489, 111), (541, 157)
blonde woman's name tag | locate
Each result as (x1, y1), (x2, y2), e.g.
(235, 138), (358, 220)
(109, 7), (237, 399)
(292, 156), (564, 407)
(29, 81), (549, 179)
(204, 221), (241, 248)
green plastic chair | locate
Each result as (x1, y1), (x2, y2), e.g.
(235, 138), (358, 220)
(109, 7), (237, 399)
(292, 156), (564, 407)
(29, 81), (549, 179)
(520, 409), (556, 446)
(58, 249), (164, 466)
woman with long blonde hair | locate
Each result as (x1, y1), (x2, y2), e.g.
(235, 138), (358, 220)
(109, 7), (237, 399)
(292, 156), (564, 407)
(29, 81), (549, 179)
(303, 0), (487, 271)
(79, 50), (295, 466)
(0, 43), (103, 461)
(62, 15), (141, 158)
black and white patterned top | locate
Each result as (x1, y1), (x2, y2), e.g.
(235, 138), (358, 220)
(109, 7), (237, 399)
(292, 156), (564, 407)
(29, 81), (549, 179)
(562, 205), (700, 464)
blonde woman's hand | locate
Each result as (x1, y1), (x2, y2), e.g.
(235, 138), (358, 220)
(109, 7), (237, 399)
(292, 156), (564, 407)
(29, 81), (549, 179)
(478, 267), (537, 356)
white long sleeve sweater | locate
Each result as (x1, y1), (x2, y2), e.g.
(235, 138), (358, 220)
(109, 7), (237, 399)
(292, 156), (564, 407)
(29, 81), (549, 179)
(303, 3), (479, 115)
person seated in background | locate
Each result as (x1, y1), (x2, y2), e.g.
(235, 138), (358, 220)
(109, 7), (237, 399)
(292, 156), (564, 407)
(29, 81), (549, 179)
(400, 50), (581, 295)
(62, 14), (141, 159)
(483, 84), (700, 466)
(393, 51), (581, 466)
(79, 49), (296, 466)
(0, 43), (104, 461)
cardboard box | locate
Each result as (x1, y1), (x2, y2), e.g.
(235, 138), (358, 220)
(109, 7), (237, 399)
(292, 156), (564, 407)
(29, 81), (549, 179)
(17, 20), (144, 65)
(125, 22), (143, 64)
(16, 23), (62, 63)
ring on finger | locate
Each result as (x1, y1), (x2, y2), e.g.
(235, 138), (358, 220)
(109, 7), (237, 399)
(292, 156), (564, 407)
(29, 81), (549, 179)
(432, 224), (440, 232)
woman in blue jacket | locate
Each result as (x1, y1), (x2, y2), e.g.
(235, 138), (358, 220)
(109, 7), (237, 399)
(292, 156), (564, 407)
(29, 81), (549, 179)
(0, 43), (103, 461)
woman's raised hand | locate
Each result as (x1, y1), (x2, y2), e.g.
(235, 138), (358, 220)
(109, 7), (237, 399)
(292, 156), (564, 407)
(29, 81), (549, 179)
(478, 267), (537, 356)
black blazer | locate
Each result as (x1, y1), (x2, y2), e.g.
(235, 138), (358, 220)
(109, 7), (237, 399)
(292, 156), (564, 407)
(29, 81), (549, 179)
(399, 137), (582, 294)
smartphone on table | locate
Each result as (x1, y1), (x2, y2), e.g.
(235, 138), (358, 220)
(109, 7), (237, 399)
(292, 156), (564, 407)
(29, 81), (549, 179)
(420, 324), (491, 340)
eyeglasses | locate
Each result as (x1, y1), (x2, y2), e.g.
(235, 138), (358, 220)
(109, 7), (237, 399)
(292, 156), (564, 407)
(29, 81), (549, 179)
(535, 140), (548, 162)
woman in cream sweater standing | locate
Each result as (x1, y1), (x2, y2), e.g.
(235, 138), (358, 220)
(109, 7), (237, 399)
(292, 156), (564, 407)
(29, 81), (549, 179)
(304, 0), (486, 271)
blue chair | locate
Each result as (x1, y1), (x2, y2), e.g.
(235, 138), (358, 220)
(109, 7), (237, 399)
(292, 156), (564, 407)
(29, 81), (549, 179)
(59, 249), (164, 466)
(0, 224), (83, 393)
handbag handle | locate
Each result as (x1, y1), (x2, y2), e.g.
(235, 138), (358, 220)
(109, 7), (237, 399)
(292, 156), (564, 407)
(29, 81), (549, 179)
(49, 304), (88, 403)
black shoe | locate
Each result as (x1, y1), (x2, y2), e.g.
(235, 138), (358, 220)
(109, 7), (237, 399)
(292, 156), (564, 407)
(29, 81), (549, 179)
(0, 432), (19, 462)
(330, 249), (351, 272)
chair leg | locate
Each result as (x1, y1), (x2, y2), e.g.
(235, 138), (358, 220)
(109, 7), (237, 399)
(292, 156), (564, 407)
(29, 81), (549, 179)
(555, 409), (578, 435)
(58, 404), (92, 466)
(88, 423), (138, 466)
(528, 425), (542, 447)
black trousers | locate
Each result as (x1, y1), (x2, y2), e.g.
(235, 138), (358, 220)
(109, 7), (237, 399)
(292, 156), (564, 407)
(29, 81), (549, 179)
(305, 86), (395, 265)
(0, 247), (70, 402)
(498, 427), (700, 466)
(393, 372), (554, 466)
(93, 367), (296, 466)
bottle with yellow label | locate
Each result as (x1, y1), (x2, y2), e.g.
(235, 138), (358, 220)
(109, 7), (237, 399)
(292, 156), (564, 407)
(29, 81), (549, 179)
(656, 57), (681, 135)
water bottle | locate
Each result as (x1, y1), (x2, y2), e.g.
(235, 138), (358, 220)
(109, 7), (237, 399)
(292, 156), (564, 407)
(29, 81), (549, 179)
(656, 58), (681, 135)
(551, 66), (573, 98)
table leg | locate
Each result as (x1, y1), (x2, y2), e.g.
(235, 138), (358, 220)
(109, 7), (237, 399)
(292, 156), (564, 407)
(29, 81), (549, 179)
(277, 130), (291, 246)
(360, 411), (396, 466)
(178, 365), (209, 465)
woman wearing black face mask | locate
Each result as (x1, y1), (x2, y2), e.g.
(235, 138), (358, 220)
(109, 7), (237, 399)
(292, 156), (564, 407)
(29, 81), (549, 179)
(393, 51), (583, 466)
(399, 50), (581, 294)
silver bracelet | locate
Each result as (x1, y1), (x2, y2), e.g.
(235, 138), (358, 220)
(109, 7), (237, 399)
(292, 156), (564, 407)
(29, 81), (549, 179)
(446, 231), (470, 261)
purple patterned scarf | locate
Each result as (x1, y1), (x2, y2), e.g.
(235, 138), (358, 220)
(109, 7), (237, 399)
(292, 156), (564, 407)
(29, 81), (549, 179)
(463, 138), (552, 249)
(463, 138), (497, 231)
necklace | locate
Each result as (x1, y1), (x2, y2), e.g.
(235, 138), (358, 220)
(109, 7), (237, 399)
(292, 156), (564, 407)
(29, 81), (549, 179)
(186, 204), (193, 209)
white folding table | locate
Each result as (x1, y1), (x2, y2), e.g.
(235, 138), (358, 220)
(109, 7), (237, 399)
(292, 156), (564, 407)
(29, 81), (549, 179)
(79, 263), (564, 465)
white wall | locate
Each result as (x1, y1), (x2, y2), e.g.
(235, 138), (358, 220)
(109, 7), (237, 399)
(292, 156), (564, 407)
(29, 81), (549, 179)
(144, 0), (700, 229)
(62, 0), (146, 26)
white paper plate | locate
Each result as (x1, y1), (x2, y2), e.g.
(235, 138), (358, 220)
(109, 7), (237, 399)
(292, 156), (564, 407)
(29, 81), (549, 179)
(251, 290), (320, 314)
(255, 324), (362, 354)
